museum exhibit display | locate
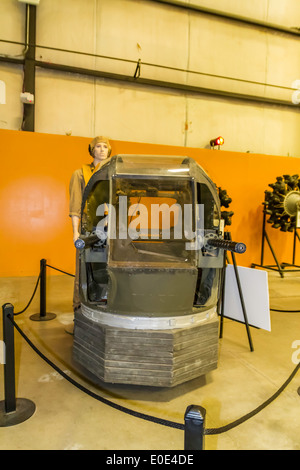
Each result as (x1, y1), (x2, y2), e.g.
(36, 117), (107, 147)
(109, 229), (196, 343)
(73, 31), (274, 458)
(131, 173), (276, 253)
(72, 155), (246, 387)
(265, 174), (300, 232)
(252, 174), (300, 277)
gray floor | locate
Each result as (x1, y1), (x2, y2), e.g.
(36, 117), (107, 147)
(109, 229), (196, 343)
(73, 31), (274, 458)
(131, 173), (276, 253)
(0, 267), (299, 450)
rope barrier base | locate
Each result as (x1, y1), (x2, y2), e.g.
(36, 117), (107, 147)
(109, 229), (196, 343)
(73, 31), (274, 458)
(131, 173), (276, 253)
(0, 398), (36, 427)
(30, 312), (56, 321)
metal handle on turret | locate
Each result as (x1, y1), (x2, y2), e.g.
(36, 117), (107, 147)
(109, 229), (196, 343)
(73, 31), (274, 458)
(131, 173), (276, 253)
(74, 234), (100, 250)
(206, 238), (246, 253)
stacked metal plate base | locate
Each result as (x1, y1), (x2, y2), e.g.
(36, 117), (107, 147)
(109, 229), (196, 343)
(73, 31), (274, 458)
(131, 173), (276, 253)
(73, 304), (219, 387)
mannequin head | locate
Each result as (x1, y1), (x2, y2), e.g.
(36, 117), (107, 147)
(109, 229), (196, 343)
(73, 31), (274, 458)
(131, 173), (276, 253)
(89, 136), (111, 160)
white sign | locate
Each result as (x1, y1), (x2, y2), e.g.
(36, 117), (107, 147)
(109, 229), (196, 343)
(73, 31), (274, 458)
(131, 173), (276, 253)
(0, 80), (5, 104)
(223, 265), (271, 331)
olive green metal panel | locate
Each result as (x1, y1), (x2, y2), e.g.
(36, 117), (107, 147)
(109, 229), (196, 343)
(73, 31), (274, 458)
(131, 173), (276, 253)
(107, 267), (198, 316)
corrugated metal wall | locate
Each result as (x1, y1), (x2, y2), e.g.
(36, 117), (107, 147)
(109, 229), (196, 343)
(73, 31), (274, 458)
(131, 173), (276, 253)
(1, 0), (300, 156)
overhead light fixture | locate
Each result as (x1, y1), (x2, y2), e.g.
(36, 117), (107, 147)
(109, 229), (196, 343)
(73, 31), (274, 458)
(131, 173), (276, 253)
(210, 136), (224, 149)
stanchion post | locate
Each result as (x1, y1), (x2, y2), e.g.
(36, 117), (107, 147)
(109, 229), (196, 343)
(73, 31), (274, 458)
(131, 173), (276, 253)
(0, 303), (36, 427)
(40, 258), (46, 318)
(184, 405), (206, 450)
(30, 259), (56, 321)
(2, 303), (16, 413)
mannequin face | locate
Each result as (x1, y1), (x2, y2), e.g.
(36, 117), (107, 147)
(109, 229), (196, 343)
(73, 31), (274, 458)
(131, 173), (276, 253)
(93, 142), (109, 162)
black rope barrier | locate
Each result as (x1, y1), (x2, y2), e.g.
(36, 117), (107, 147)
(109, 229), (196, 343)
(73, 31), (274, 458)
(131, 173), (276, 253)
(46, 264), (75, 277)
(14, 270), (41, 316)
(9, 314), (184, 431)
(2, 259), (300, 447)
(204, 360), (300, 435)
(10, 303), (300, 438)
(270, 308), (300, 312)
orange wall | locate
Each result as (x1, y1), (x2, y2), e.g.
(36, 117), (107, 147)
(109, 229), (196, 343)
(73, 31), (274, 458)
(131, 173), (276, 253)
(0, 129), (299, 277)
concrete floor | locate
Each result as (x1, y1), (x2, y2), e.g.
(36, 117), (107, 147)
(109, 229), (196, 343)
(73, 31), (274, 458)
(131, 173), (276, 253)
(0, 267), (299, 450)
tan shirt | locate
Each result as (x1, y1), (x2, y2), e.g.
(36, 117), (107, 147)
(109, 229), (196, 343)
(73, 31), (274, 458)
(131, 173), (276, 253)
(69, 163), (96, 218)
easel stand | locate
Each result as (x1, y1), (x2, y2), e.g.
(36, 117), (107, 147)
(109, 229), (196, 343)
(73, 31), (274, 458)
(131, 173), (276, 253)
(251, 209), (300, 278)
(219, 232), (254, 352)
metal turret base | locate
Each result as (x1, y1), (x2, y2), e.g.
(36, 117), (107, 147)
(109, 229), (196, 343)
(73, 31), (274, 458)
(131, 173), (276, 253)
(72, 309), (219, 387)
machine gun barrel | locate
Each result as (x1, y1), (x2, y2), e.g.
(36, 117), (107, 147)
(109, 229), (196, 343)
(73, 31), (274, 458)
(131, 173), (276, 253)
(206, 238), (246, 253)
(74, 234), (100, 250)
